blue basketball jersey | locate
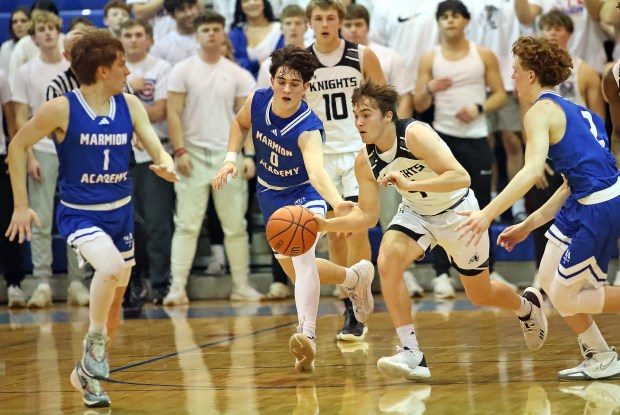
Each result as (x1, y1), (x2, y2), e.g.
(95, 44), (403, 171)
(538, 91), (619, 200)
(56, 90), (133, 205)
(251, 88), (324, 190)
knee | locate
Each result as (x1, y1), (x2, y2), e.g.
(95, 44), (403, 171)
(377, 253), (401, 280)
(97, 256), (126, 281)
(548, 283), (574, 317)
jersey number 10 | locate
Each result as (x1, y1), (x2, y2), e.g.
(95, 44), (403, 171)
(322, 93), (348, 121)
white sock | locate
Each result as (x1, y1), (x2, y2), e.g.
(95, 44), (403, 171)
(340, 268), (359, 291)
(396, 324), (419, 350)
(511, 198), (526, 216)
(211, 244), (225, 264)
(579, 322), (610, 353)
(515, 296), (532, 318)
(292, 242), (320, 339)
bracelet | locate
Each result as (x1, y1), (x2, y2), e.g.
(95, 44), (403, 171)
(224, 151), (239, 163)
(476, 103), (484, 115)
(243, 152), (256, 158)
(173, 148), (186, 158)
(425, 83), (434, 96)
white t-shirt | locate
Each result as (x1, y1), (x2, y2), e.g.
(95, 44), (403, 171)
(150, 31), (199, 66)
(0, 40), (15, 78)
(127, 54), (172, 163)
(368, 42), (412, 95)
(168, 55), (256, 150)
(8, 35), (65, 90)
(12, 56), (70, 154)
(126, 0), (177, 42)
(530, 0), (607, 73)
(0, 70), (12, 156)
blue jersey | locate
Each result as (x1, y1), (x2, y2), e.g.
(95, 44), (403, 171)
(538, 91), (619, 200)
(251, 88), (324, 190)
(55, 90), (133, 205)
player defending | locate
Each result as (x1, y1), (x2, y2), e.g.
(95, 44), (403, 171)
(458, 36), (620, 380)
(5, 30), (178, 406)
(315, 82), (547, 380)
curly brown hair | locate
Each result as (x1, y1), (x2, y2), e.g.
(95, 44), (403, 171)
(512, 36), (572, 87)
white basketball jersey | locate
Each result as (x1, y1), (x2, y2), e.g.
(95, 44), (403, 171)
(365, 119), (468, 216)
(306, 39), (365, 154)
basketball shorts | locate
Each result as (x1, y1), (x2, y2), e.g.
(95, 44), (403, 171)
(545, 193), (620, 287)
(56, 196), (136, 268)
(324, 151), (359, 203)
(386, 190), (490, 276)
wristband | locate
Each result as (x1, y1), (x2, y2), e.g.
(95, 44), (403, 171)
(244, 152), (256, 158)
(476, 103), (484, 115)
(173, 148), (186, 158)
(225, 151), (239, 163)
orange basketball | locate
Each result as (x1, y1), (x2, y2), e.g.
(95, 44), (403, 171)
(266, 205), (318, 257)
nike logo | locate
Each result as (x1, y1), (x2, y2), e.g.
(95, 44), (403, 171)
(398, 12), (422, 23)
(600, 358), (616, 370)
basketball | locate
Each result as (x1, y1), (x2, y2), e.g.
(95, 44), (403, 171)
(266, 205), (318, 257)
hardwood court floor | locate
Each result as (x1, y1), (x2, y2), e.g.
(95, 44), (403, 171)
(1, 294), (620, 414)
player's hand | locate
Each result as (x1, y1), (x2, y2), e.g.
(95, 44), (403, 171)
(27, 154), (42, 181)
(380, 171), (409, 191)
(5, 206), (42, 243)
(149, 158), (179, 183)
(241, 157), (256, 180)
(455, 209), (492, 247)
(497, 223), (531, 252)
(313, 214), (329, 233)
(455, 105), (479, 124)
(213, 162), (237, 190)
(333, 200), (356, 217)
(535, 162), (555, 190)
(428, 77), (452, 94)
(174, 153), (193, 178)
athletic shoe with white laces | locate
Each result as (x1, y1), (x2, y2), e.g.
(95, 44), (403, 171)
(558, 340), (620, 381)
(230, 284), (265, 301)
(432, 273), (455, 299)
(163, 283), (189, 306)
(70, 362), (111, 408)
(28, 282), (52, 308)
(81, 332), (109, 379)
(345, 260), (375, 324)
(8, 285), (26, 308)
(289, 332), (316, 373)
(266, 282), (291, 299)
(377, 346), (431, 380)
(490, 270), (518, 292)
(519, 287), (548, 351)
(403, 270), (424, 298)
(67, 281), (90, 306)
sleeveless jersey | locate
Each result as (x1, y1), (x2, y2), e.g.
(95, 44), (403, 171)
(306, 39), (364, 154)
(364, 119), (468, 216)
(538, 91), (618, 200)
(251, 87), (324, 190)
(55, 90), (133, 205)
(555, 57), (585, 107)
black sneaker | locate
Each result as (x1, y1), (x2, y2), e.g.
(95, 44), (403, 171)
(337, 300), (368, 341)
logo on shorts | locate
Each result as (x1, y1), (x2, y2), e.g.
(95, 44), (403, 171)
(123, 232), (134, 249)
(563, 249), (571, 263)
(468, 253), (479, 264)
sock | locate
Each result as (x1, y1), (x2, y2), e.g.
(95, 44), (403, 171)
(292, 243), (320, 341)
(579, 322), (610, 353)
(89, 318), (107, 335)
(396, 324), (419, 350)
(515, 297), (533, 318)
(211, 244), (225, 264)
(340, 268), (359, 291)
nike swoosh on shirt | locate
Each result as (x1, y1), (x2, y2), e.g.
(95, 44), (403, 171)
(397, 13), (422, 23)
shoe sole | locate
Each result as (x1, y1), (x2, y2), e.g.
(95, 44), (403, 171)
(377, 359), (431, 380)
(523, 287), (548, 351)
(289, 334), (315, 373)
(351, 260), (374, 324)
(70, 365), (111, 408)
(336, 325), (368, 342)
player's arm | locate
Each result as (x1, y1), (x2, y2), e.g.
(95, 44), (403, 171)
(523, 180), (571, 231)
(299, 130), (343, 209)
(317, 150), (380, 233)
(580, 62), (605, 119)
(603, 67), (620, 167)
(382, 123), (471, 193)
(514, 0), (542, 24)
(413, 52), (435, 114)
(126, 94), (178, 182)
(362, 47), (386, 85)
(235, 94), (255, 179)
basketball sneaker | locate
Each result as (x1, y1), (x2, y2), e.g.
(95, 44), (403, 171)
(27, 282), (52, 308)
(432, 273), (455, 299)
(266, 282), (291, 299)
(518, 287), (547, 351)
(377, 346), (431, 380)
(346, 260), (375, 324)
(230, 284), (265, 301)
(163, 282), (189, 306)
(67, 281), (90, 306)
(558, 340), (620, 381)
(289, 333), (316, 374)
(337, 300), (368, 341)
(7, 285), (26, 308)
(70, 362), (111, 408)
(404, 270), (424, 297)
(81, 332), (109, 379)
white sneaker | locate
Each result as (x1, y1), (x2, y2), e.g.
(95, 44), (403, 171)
(432, 273), (455, 299)
(230, 284), (265, 301)
(163, 283), (189, 306)
(519, 287), (548, 351)
(377, 346), (431, 380)
(8, 285), (26, 308)
(266, 282), (291, 299)
(289, 333), (316, 373)
(558, 340), (620, 381)
(67, 281), (90, 306)
(490, 270), (518, 292)
(346, 260), (375, 324)
(613, 270), (620, 287)
(403, 270), (424, 298)
(27, 283), (52, 308)
(204, 260), (226, 276)
(560, 382), (620, 410)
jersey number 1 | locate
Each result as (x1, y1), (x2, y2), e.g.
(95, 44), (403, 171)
(103, 149), (110, 171)
(322, 93), (348, 121)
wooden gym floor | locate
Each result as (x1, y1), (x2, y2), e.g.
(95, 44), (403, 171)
(1, 294), (620, 414)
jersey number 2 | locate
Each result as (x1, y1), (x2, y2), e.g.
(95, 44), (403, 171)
(322, 93), (348, 121)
